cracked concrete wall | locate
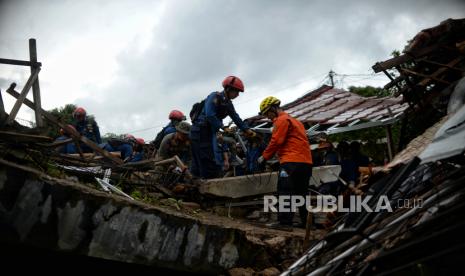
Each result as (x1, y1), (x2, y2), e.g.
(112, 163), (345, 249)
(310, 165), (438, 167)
(0, 167), (265, 274)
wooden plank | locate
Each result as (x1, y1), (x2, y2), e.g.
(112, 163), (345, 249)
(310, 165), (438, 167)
(0, 89), (6, 125)
(0, 89), (4, 113)
(73, 138), (85, 159)
(0, 130), (53, 142)
(122, 157), (177, 168)
(372, 44), (439, 73)
(6, 69), (40, 125)
(385, 125), (394, 161)
(0, 58), (41, 67)
(5, 86), (123, 165)
(39, 138), (73, 148)
(420, 58), (465, 72)
(67, 151), (121, 159)
(0, 158), (48, 177)
(401, 68), (451, 85)
(384, 76), (405, 90)
(29, 39), (44, 127)
(373, 57), (411, 73)
(418, 57), (463, 87)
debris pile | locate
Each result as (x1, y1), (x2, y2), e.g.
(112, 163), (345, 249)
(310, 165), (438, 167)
(283, 18), (465, 275)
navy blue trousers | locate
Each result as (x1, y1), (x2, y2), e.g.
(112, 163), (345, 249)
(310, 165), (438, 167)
(277, 162), (312, 225)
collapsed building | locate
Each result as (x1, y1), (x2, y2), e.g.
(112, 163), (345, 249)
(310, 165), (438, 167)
(283, 17), (465, 275)
(0, 18), (465, 275)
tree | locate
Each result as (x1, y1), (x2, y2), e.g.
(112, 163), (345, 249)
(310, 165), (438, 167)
(101, 132), (126, 143)
(45, 104), (95, 138)
(43, 104), (77, 138)
(349, 86), (391, 98)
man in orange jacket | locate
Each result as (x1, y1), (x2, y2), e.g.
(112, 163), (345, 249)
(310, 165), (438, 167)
(257, 96), (313, 230)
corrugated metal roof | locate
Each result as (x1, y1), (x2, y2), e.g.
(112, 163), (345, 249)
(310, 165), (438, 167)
(387, 115), (449, 168)
(248, 85), (409, 127)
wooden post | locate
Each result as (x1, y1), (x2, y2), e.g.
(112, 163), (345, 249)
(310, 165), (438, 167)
(5, 85), (123, 165)
(304, 211), (313, 249)
(385, 125), (394, 161)
(0, 89), (6, 124)
(29, 38), (44, 127)
(6, 69), (40, 125)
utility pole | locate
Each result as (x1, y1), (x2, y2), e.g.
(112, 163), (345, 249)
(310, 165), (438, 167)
(329, 70), (335, 87)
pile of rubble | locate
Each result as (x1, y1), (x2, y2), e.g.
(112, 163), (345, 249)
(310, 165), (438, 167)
(283, 18), (465, 276)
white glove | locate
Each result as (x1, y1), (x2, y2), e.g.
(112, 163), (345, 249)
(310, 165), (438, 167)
(257, 156), (265, 164)
(349, 181), (356, 188)
(172, 166), (183, 174)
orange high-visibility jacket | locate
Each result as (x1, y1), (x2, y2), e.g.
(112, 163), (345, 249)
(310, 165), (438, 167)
(262, 111), (312, 165)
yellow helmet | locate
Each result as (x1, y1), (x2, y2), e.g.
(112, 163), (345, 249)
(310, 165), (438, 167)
(259, 96), (281, 115)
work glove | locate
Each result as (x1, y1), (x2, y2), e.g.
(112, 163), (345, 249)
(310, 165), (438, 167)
(348, 181), (356, 188)
(257, 155), (265, 164)
(172, 166), (183, 174)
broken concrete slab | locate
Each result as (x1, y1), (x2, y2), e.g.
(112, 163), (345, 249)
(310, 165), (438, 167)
(199, 165), (342, 198)
(200, 172), (278, 199)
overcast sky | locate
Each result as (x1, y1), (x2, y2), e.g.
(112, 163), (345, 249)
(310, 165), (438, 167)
(1, 0), (464, 140)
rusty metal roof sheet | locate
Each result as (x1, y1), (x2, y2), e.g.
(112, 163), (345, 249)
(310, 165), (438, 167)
(282, 85), (408, 126)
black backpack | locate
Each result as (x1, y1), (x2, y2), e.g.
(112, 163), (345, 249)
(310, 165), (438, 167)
(189, 99), (205, 122)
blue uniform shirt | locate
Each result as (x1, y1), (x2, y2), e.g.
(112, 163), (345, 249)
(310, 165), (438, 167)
(73, 118), (102, 144)
(203, 91), (248, 132)
(191, 91), (249, 166)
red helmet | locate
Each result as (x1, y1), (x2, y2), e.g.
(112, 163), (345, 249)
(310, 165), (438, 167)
(73, 107), (86, 120)
(135, 138), (145, 145)
(169, 110), (186, 121)
(125, 134), (135, 140)
(222, 76), (244, 92)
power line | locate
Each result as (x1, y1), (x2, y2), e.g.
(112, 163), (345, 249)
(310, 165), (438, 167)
(107, 71), (388, 135)
(124, 122), (166, 134)
(234, 72), (328, 106)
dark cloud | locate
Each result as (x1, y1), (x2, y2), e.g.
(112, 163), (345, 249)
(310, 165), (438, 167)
(1, 0), (464, 139)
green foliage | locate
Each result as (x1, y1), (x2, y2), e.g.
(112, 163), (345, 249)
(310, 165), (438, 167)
(49, 103), (77, 123)
(349, 86), (390, 98)
(166, 198), (183, 210)
(329, 85), (403, 164)
(330, 122), (401, 165)
(44, 104), (77, 138)
(43, 104), (99, 139)
(130, 190), (142, 199)
(101, 132), (126, 143)
(391, 49), (401, 57)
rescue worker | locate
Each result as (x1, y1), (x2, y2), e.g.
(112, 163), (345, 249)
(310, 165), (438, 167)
(314, 141), (339, 166)
(316, 141), (343, 196)
(55, 124), (77, 154)
(337, 141), (358, 188)
(128, 138), (145, 163)
(257, 96), (313, 230)
(246, 133), (267, 174)
(72, 107), (102, 152)
(349, 141), (370, 185)
(190, 76), (256, 179)
(157, 121), (192, 164)
(102, 134), (135, 161)
(152, 110), (186, 151)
